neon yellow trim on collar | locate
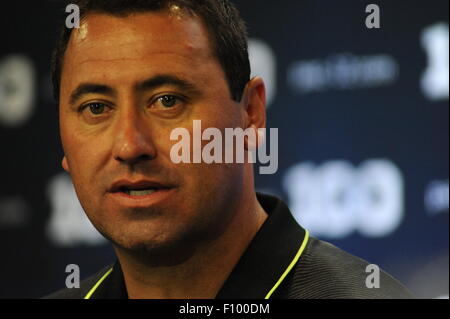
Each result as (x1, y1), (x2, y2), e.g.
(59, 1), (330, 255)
(84, 267), (114, 299)
(84, 230), (310, 299)
(264, 230), (310, 299)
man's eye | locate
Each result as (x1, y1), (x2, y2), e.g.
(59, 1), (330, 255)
(83, 102), (107, 115)
(155, 95), (182, 108)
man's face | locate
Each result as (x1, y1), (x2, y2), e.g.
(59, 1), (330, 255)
(59, 10), (247, 258)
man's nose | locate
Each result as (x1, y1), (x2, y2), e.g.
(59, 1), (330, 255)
(111, 107), (156, 165)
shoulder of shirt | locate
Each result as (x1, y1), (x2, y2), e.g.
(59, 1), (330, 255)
(40, 239), (415, 299)
(41, 264), (114, 299)
(274, 236), (415, 299)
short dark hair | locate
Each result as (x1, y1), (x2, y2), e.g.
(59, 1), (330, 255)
(51, 0), (250, 103)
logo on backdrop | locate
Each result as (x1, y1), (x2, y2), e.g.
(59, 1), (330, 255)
(46, 173), (106, 247)
(425, 179), (449, 216)
(283, 159), (404, 239)
(288, 53), (399, 94)
(0, 196), (30, 228)
(249, 38), (277, 108)
(0, 55), (35, 127)
(421, 22), (449, 101)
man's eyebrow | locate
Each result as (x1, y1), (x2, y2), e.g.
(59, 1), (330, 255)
(68, 75), (200, 105)
(69, 84), (116, 105)
(136, 74), (201, 95)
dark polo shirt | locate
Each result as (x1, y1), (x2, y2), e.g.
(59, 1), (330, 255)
(44, 193), (414, 299)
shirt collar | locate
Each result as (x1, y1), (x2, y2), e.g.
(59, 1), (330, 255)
(216, 193), (308, 298)
(89, 193), (308, 299)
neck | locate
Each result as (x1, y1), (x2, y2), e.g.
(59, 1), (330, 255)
(114, 192), (267, 299)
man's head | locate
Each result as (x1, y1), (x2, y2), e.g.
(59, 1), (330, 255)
(52, 0), (251, 103)
(54, 0), (266, 263)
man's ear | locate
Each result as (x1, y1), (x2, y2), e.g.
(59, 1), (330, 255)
(242, 77), (267, 150)
(62, 156), (70, 172)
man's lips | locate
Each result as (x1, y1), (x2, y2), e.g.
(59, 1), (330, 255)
(107, 179), (177, 208)
(109, 179), (174, 193)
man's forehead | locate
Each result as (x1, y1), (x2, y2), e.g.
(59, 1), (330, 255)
(66, 11), (212, 65)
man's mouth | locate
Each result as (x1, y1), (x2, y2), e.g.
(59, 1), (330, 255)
(108, 180), (176, 207)
(110, 180), (174, 196)
(119, 186), (161, 196)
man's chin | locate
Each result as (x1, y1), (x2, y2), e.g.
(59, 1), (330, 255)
(109, 233), (199, 267)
